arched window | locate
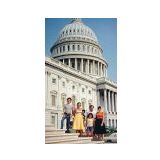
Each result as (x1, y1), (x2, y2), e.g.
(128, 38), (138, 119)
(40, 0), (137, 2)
(66, 30), (68, 34)
(68, 45), (70, 51)
(72, 45), (75, 51)
(63, 46), (65, 52)
(57, 48), (58, 54)
(60, 47), (62, 53)
(78, 45), (80, 51)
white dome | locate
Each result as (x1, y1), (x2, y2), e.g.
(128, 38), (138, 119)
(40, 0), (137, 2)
(58, 18), (98, 43)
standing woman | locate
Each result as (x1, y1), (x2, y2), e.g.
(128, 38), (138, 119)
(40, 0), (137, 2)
(94, 106), (106, 140)
(73, 102), (85, 136)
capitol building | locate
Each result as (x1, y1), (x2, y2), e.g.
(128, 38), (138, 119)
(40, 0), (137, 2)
(45, 18), (117, 130)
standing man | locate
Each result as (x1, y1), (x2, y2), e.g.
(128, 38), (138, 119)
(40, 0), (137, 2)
(61, 97), (74, 133)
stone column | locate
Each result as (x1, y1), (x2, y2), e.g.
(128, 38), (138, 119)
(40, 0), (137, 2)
(115, 93), (117, 113)
(68, 58), (71, 67)
(104, 89), (107, 113)
(75, 44), (77, 51)
(97, 89), (100, 107)
(100, 63), (102, 77)
(62, 59), (64, 64)
(75, 58), (77, 70)
(65, 45), (67, 52)
(108, 90), (111, 113)
(97, 62), (99, 75)
(111, 91), (115, 114)
(58, 47), (60, 54)
(102, 64), (104, 77)
(70, 44), (72, 52)
(93, 60), (95, 75)
(104, 65), (106, 77)
(45, 71), (48, 107)
(81, 58), (83, 72)
(90, 61), (92, 74)
(87, 59), (89, 74)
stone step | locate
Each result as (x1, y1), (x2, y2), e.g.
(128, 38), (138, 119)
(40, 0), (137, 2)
(45, 129), (66, 134)
(45, 137), (92, 144)
(45, 133), (79, 141)
(66, 140), (105, 144)
(45, 132), (79, 136)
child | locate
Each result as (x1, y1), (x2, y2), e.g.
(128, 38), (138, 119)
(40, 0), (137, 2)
(86, 113), (94, 137)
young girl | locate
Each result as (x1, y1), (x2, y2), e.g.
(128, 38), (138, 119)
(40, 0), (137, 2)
(86, 113), (94, 137)
(93, 106), (106, 140)
(73, 102), (85, 136)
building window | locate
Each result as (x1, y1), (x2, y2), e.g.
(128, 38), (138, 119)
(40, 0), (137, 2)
(78, 45), (80, 51)
(72, 85), (75, 90)
(88, 90), (91, 94)
(82, 88), (85, 93)
(72, 45), (75, 51)
(62, 82), (65, 87)
(60, 47), (62, 53)
(57, 48), (58, 54)
(51, 95), (56, 106)
(63, 46), (65, 52)
(68, 45), (70, 51)
(52, 78), (56, 84)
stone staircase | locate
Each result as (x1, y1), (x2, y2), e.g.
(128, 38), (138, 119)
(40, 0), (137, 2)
(45, 125), (104, 144)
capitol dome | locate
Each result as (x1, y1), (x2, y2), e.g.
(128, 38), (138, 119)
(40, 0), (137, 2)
(50, 18), (108, 78)
(58, 18), (98, 43)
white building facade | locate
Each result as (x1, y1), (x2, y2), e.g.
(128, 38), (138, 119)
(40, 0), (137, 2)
(45, 18), (117, 129)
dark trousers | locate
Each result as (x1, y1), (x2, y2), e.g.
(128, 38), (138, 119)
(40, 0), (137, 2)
(61, 113), (71, 130)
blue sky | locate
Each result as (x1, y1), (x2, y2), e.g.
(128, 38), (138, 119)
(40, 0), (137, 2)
(45, 18), (117, 82)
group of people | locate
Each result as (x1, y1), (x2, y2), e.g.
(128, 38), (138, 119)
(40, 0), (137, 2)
(61, 97), (106, 140)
